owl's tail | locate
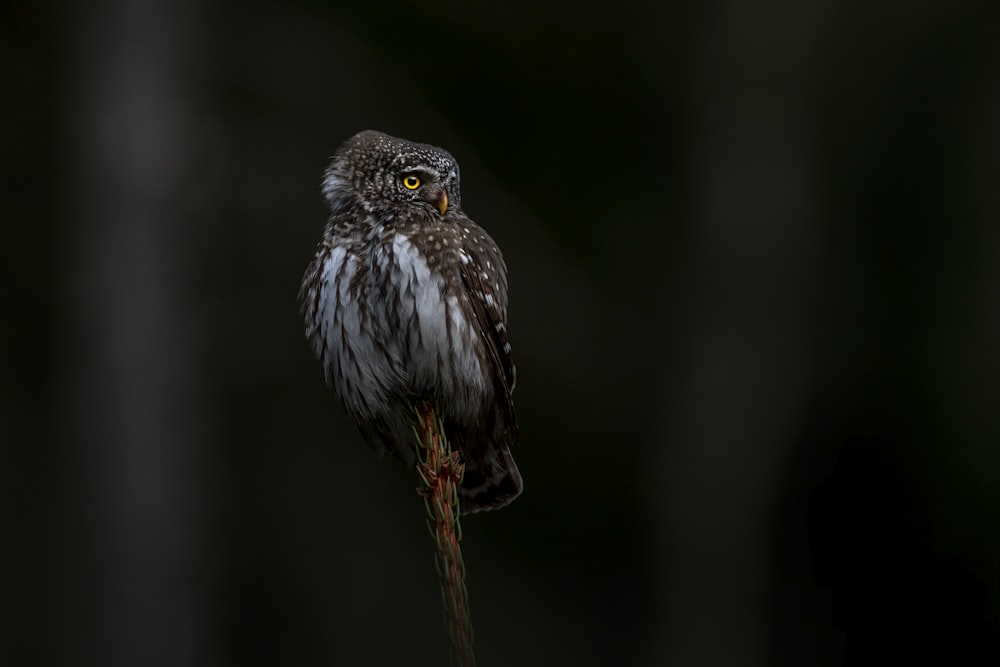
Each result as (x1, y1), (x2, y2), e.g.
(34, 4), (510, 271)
(458, 445), (523, 515)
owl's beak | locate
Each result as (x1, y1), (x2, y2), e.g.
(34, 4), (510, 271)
(437, 190), (449, 215)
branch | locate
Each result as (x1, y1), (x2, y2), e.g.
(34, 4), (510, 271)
(414, 401), (476, 667)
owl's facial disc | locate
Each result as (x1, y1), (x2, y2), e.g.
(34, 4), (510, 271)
(398, 166), (449, 215)
(419, 182), (448, 216)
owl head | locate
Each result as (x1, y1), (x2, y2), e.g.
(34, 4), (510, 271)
(322, 130), (462, 218)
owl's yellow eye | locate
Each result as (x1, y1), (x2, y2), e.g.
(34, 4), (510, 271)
(402, 175), (421, 190)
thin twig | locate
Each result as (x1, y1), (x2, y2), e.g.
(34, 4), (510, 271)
(414, 401), (476, 667)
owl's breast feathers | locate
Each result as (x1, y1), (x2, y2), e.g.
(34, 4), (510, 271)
(383, 229), (491, 419)
(309, 213), (514, 428)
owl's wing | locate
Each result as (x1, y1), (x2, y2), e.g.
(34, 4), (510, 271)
(454, 229), (522, 514)
(458, 228), (517, 444)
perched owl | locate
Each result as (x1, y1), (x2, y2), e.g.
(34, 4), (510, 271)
(300, 130), (522, 514)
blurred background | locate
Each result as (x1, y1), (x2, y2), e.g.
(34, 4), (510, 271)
(2, 0), (998, 665)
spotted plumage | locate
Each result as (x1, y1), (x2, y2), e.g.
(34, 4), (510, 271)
(300, 130), (521, 513)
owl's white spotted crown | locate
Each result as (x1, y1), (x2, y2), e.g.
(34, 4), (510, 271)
(322, 130), (462, 215)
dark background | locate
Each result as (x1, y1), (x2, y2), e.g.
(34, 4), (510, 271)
(3, 0), (998, 665)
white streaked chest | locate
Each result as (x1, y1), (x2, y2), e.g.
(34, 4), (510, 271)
(315, 244), (402, 415)
(384, 233), (486, 396)
(315, 230), (487, 414)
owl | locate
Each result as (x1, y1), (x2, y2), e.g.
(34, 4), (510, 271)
(300, 130), (522, 514)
